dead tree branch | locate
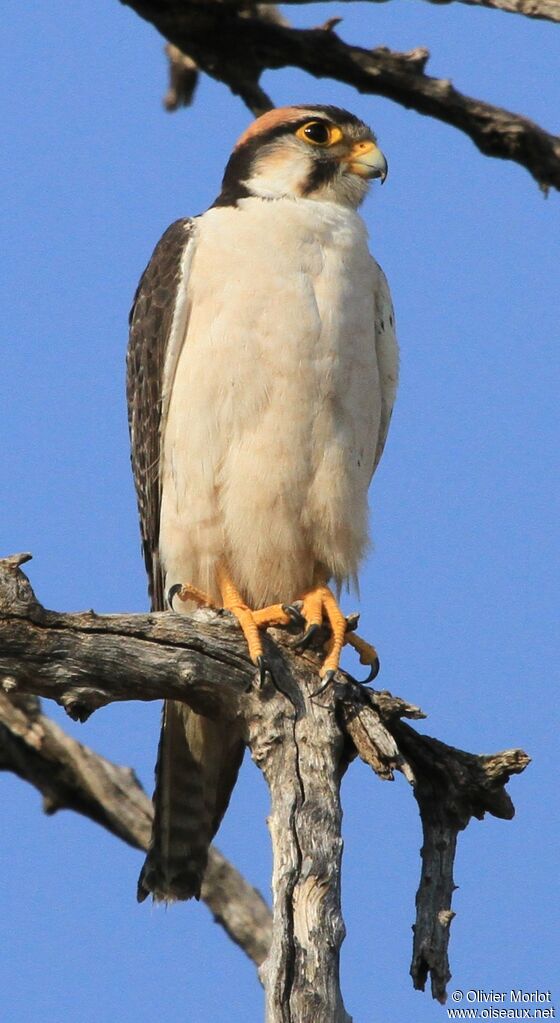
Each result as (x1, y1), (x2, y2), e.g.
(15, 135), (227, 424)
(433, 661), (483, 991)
(0, 685), (272, 967)
(0, 554), (529, 1012)
(411, 0), (560, 24)
(214, 0), (560, 27)
(337, 691), (529, 1001)
(393, 724), (529, 1000)
(120, 1), (560, 192)
(246, 649), (352, 1020)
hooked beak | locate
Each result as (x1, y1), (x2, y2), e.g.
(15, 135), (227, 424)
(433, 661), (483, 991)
(345, 140), (388, 183)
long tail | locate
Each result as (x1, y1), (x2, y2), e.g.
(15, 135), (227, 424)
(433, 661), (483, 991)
(137, 699), (244, 902)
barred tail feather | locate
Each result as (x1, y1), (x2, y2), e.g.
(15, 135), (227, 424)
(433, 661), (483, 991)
(137, 699), (244, 902)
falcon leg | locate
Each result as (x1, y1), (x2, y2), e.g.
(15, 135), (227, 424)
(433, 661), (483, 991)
(295, 583), (380, 686)
(216, 564), (292, 674)
(296, 585), (347, 679)
(170, 567), (297, 678)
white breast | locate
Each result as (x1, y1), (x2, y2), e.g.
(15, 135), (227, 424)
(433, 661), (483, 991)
(159, 197), (382, 607)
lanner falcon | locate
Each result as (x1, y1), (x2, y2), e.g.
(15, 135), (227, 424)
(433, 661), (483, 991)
(127, 105), (398, 902)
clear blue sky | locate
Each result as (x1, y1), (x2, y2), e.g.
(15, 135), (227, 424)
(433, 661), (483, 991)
(2, 2), (558, 1021)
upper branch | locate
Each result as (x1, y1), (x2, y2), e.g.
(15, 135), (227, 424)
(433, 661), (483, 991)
(121, 1), (560, 192)
(220, 0), (560, 27)
(417, 0), (560, 25)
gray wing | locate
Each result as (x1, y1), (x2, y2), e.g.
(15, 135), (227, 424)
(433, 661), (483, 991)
(371, 261), (399, 476)
(126, 218), (194, 611)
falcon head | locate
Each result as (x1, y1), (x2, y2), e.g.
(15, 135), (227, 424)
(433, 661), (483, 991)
(214, 105), (388, 209)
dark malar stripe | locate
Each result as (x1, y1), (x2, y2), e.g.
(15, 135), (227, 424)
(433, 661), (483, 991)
(212, 110), (365, 208)
(301, 158), (339, 196)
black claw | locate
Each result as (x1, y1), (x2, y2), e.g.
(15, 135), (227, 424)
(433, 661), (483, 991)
(167, 583), (183, 609)
(290, 622), (321, 651)
(362, 656), (380, 685)
(345, 658), (380, 687)
(282, 603), (306, 629)
(333, 657), (380, 687)
(311, 669), (336, 698)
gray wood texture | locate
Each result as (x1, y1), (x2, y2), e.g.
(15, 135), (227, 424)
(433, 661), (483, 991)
(121, 0), (560, 193)
(0, 554), (530, 1016)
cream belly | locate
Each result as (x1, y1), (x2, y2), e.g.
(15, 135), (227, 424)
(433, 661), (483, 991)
(159, 197), (382, 607)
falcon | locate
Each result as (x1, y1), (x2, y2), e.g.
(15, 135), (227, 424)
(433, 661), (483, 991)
(127, 105), (398, 902)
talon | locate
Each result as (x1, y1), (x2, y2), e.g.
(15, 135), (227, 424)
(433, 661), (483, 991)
(291, 622), (321, 651)
(293, 584), (379, 687)
(216, 563), (295, 665)
(311, 668), (336, 698)
(345, 633), (380, 684)
(168, 581), (215, 609)
(282, 603), (306, 629)
(339, 661), (379, 686)
(361, 656), (380, 685)
(169, 565), (302, 675)
(167, 583), (183, 609)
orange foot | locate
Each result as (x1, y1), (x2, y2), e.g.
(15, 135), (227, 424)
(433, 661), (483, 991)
(169, 566), (297, 685)
(291, 583), (380, 691)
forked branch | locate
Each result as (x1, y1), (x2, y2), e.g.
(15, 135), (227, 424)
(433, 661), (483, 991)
(0, 554), (529, 1014)
(121, 1), (560, 192)
(0, 686), (272, 966)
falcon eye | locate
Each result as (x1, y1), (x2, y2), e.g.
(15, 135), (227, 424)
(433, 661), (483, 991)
(303, 122), (330, 145)
(296, 121), (343, 147)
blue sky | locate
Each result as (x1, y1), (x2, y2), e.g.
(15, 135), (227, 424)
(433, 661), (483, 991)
(2, 2), (558, 1021)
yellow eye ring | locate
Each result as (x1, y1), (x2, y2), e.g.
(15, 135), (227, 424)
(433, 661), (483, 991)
(295, 121), (343, 147)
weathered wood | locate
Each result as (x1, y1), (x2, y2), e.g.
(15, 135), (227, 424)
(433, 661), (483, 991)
(245, 648), (351, 1023)
(392, 724), (530, 1000)
(0, 552), (254, 721)
(218, 0), (560, 25)
(121, 0), (560, 193)
(0, 687), (273, 967)
(0, 555), (530, 1012)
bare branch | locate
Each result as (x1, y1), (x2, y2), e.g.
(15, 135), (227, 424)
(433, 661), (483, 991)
(0, 689), (152, 847)
(0, 687), (272, 966)
(393, 723), (530, 1001)
(215, 0), (560, 27)
(120, 2), (560, 192)
(339, 686), (530, 1000)
(201, 846), (272, 965)
(0, 552), (254, 722)
(246, 653), (352, 1021)
(419, 0), (560, 25)
(163, 43), (199, 111)
(0, 555), (529, 1003)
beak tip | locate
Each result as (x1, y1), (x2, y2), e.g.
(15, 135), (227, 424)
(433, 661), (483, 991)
(345, 141), (388, 183)
(378, 156), (389, 185)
